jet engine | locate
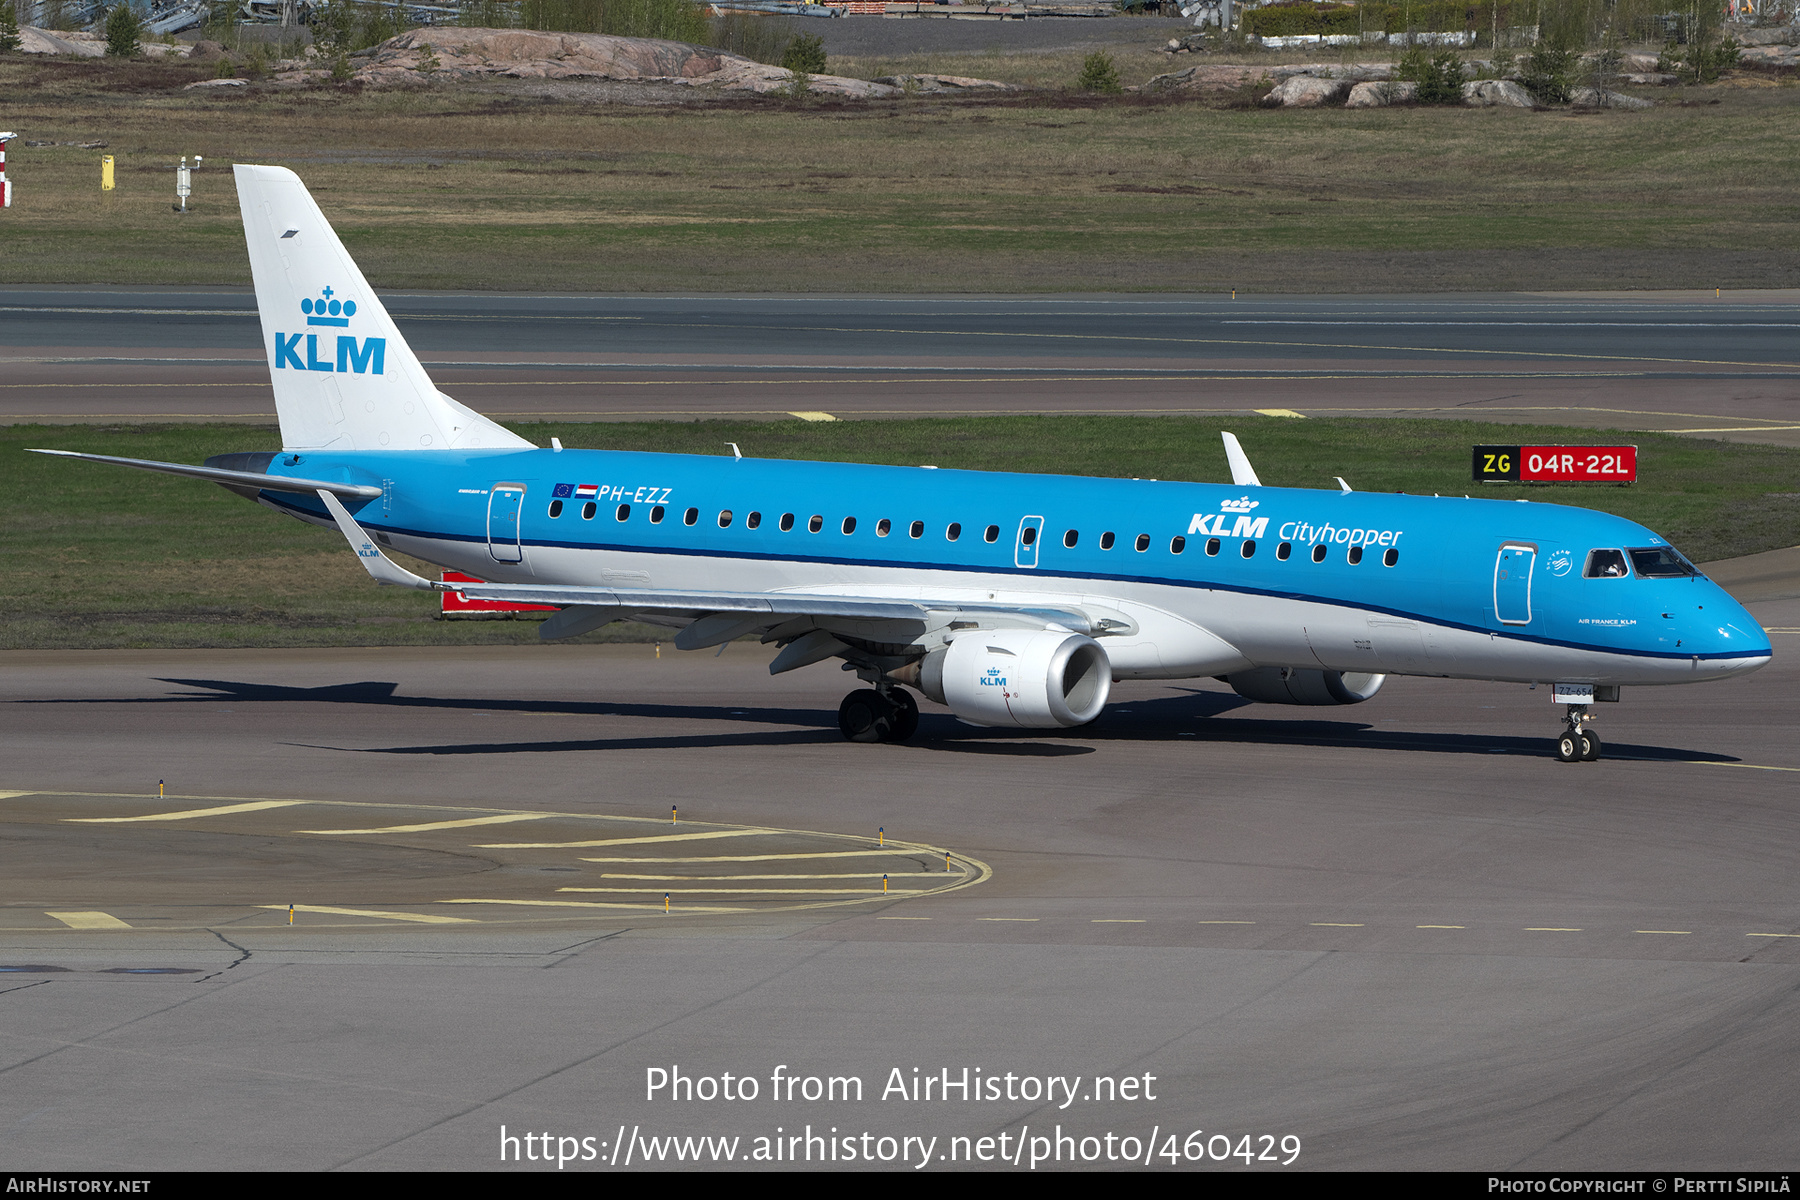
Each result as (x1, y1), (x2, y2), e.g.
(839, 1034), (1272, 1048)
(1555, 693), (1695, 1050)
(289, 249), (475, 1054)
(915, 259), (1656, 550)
(1223, 667), (1385, 706)
(914, 630), (1112, 729)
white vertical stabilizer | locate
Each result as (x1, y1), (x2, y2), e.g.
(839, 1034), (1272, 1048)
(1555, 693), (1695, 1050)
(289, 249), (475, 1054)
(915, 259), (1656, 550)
(234, 164), (533, 453)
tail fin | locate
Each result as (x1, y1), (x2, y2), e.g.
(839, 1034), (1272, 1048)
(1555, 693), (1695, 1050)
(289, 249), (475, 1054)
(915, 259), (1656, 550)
(234, 164), (532, 454)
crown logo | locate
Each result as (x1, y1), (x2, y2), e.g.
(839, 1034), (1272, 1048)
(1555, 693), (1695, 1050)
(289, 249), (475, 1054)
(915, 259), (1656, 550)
(1219, 496), (1259, 513)
(301, 286), (356, 327)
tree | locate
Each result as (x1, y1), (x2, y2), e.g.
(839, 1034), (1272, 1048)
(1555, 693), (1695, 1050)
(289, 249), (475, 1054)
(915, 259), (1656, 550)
(1077, 50), (1121, 94)
(1, 2), (23, 55)
(104, 2), (143, 58)
(780, 32), (825, 75)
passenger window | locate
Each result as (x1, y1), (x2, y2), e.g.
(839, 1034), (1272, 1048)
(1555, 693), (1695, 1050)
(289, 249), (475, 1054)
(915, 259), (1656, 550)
(583, 502), (597, 521)
(1276, 541), (1291, 561)
(1170, 536), (1186, 554)
(808, 515), (823, 533)
(718, 510), (733, 528)
(984, 525), (1000, 543)
(1312, 544), (1327, 563)
(842, 516), (856, 535)
(877, 519), (891, 537)
(683, 507), (698, 526)
(1383, 548), (1399, 567)
(1021, 526), (1037, 547)
(649, 505), (663, 524)
(746, 511), (761, 530)
(1100, 531), (1115, 550)
(1134, 534), (1150, 552)
(1241, 540), (1256, 559)
(1585, 549), (1629, 578)
(780, 513), (795, 532)
(616, 503), (630, 522)
(947, 523), (962, 542)
(1348, 545), (1363, 565)
(1063, 529), (1077, 548)
(1205, 538), (1220, 557)
(909, 520), (923, 539)
(548, 500), (563, 518)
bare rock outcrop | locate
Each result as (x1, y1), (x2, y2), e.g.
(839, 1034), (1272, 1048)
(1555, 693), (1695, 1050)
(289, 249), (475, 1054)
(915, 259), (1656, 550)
(873, 73), (1018, 93)
(1570, 86), (1653, 109)
(287, 27), (903, 97)
(1264, 74), (1351, 107)
(18, 27), (105, 56)
(1343, 80), (1416, 107)
(1461, 79), (1535, 107)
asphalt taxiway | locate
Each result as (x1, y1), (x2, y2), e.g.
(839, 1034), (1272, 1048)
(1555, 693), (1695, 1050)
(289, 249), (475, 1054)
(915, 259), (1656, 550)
(6, 289), (1800, 444)
(3, 597), (1797, 1170)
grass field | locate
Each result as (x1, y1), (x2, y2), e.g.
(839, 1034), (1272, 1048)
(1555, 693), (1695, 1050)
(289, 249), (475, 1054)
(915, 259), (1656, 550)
(5, 415), (1797, 650)
(1, 53), (1798, 292)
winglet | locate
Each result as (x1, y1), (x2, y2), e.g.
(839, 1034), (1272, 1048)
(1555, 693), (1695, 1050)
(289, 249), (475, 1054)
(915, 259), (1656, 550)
(1221, 432), (1262, 487)
(1336, 476), (1353, 494)
(316, 490), (437, 590)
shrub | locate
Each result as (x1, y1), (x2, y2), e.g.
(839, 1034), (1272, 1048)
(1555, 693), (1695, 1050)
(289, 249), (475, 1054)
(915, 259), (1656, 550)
(1417, 49), (1465, 102)
(103, 3), (143, 57)
(780, 31), (825, 74)
(1520, 40), (1576, 103)
(1077, 50), (1121, 93)
(0, 1), (22, 55)
(707, 12), (795, 66)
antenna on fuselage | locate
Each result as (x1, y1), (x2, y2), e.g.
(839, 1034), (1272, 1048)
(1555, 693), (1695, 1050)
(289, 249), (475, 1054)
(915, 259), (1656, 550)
(1220, 432), (1261, 487)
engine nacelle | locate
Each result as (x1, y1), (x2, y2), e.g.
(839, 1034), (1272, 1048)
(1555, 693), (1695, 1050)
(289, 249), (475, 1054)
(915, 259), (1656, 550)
(919, 630), (1112, 729)
(1224, 667), (1385, 706)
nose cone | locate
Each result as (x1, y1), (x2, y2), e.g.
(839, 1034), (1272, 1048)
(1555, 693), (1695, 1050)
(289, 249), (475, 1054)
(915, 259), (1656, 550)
(1691, 580), (1773, 676)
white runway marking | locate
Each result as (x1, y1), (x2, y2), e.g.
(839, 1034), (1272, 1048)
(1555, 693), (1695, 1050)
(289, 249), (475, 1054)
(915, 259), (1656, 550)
(296, 813), (556, 835)
(259, 905), (475, 924)
(481, 828), (777, 849)
(67, 800), (304, 823)
(46, 911), (131, 929)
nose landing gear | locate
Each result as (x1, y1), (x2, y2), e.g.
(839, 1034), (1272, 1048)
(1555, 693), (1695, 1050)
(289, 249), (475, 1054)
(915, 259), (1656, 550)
(1554, 704), (1600, 762)
(838, 685), (920, 744)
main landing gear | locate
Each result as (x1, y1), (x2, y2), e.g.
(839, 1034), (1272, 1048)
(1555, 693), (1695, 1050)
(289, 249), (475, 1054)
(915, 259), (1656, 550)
(838, 685), (920, 744)
(1554, 704), (1601, 763)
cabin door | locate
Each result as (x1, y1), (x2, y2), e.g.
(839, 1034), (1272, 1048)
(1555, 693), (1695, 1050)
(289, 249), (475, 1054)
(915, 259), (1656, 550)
(1494, 543), (1537, 626)
(488, 483), (525, 564)
(1015, 515), (1044, 569)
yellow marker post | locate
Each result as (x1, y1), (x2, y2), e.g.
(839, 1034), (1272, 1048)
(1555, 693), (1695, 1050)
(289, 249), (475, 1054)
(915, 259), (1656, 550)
(944, 851), (951, 872)
(878, 826), (884, 847)
(671, 805), (677, 825)
(158, 779), (164, 798)
(882, 874), (888, 893)
(664, 892), (670, 914)
(655, 643), (660, 659)
(101, 155), (114, 191)
(288, 904), (294, 925)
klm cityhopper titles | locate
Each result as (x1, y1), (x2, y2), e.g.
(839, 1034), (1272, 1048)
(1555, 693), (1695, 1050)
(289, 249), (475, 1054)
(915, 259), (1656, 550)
(31, 165), (1773, 760)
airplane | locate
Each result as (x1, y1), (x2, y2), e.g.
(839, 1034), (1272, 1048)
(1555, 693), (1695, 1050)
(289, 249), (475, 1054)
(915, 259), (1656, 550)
(31, 165), (1774, 761)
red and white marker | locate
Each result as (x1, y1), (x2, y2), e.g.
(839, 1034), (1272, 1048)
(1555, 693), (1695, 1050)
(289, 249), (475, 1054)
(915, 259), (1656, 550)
(0, 132), (15, 209)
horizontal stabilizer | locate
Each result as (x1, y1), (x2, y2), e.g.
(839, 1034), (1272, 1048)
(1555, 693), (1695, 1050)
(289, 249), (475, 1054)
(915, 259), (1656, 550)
(27, 448), (382, 498)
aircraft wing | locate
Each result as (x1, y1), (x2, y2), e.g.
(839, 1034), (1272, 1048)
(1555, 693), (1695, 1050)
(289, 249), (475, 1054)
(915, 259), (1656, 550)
(316, 490), (1125, 661)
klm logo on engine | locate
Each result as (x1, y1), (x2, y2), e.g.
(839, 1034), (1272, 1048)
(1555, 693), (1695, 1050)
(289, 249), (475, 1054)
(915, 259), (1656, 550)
(979, 667), (1007, 688)
(1188, 496), (1268, 539)
(273, 287), (386, 375)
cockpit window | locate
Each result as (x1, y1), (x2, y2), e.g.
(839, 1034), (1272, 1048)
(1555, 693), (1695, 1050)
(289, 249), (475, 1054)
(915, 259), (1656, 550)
(1584, 549), (1629, 579)
(1629, 546), (1698, 578)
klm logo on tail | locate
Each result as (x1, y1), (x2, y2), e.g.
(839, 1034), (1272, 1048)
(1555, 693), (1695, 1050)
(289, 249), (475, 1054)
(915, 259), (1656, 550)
(274, 287), (386, 376)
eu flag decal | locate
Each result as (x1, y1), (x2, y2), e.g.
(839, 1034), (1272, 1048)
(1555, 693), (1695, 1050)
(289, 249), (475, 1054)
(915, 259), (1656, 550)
(552, 483), (575, 498)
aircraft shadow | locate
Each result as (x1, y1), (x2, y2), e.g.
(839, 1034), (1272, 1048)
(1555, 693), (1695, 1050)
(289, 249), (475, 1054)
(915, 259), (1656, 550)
(19, 676), (1736, 763)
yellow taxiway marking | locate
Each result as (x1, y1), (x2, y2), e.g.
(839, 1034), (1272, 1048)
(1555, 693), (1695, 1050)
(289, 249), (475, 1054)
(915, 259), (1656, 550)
(67, 800), (305, 824)
(1693, 761), (1800, 773)
(557, 886), (934, 895)
(296, 813), (556, 835)
(1418, 925), (1466, 929)
(443, 898), (748, 913)
(1311, 923), (1365, 927)
(46, 911), (131, 929)
(1636, 930), (1692, 935)
(1254, 408), (1305, 418)
(260, 904), (475, 925)
(1525, 927), (1583, 932)
(600, 873), (924, 881)
(979, 917), (1039, 922)
(482, 829), (777, 850)
(1666, 424), (1800, 434)
(0, 791), (40, 800)
(1748, 932), (1800, 938)
(788, 410), (838, 422)
(581, 850), (915, 863)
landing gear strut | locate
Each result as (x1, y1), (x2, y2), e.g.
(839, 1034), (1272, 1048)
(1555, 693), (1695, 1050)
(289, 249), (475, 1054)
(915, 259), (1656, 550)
(838, 685), (919, 744)
(1554, 704), (1600, 763)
